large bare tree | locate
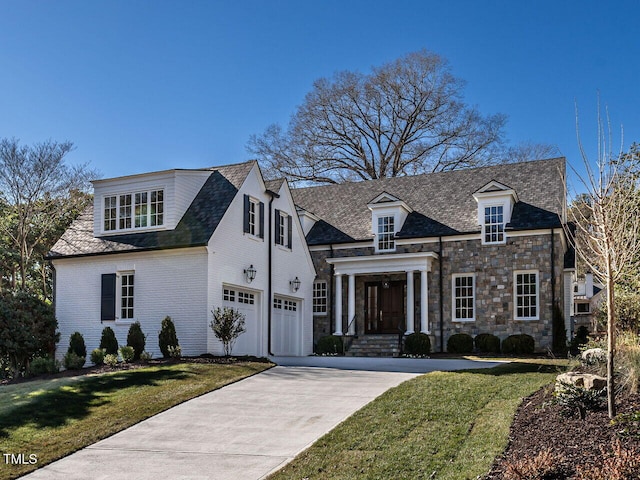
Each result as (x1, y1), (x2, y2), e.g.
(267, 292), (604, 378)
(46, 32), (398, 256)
(248, 50), (509, 185)
(567, 115), (640, 418)
(0, 138), (95, 294)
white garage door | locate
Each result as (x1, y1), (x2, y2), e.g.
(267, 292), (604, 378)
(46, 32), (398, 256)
(222, 287), (260, 356)
(272, 297), (299, 356)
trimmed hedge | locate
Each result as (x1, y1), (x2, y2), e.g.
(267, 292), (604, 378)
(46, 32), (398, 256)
(404, 333), (431, 355)
(447, 333), (474, 354)
(474, 333), (501, 354)
(316, 335), (343, 355)
(501, 334), (535, 355)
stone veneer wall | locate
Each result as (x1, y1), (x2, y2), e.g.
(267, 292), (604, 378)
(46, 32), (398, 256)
(311, 231), (566, 353)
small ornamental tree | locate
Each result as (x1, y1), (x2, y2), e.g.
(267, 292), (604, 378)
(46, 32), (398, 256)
(99, 326), (119, 355)
(126, 322), (146, 360)
(210, 307), (246, 356)
(158, 316), (179, 358)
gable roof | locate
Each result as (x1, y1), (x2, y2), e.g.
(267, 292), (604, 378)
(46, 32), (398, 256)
(291, 158), (565, 245)
(48, 161), (255, 259)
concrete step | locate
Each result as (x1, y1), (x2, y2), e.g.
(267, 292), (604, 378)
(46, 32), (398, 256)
(345, 335), (401, 357)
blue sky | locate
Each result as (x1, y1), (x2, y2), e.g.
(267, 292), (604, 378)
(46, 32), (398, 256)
(0, 0), (638, 184)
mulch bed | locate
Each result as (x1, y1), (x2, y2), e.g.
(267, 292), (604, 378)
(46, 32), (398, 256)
(484, 386), (640, 479)
(1, 355), (271, 386)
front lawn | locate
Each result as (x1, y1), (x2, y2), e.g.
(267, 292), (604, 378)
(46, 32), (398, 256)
(268, 360), (569, 480)
(0, 361), (271, 479)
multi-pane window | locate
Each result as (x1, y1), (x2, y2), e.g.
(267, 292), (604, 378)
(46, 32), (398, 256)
(453, 274), (475, 321)
(484, 205), (505, 243)
(135, 192), (148, 228)
(223, 288), (235, 302)
(248, 199), (258, 236)
(238, 291), (255, 305)
(150, 190), (164, 226)
(515, 271), (538, 319)
(119, 194), (132, 229)
(275, 210), (292, 249)
(377, 215), (395, 251)
(104, 196), (117, 231)
(120, 273), (134, 319)
(103, 189), (164, 232)
(273, 298), (297, 311)
(313, 281), (328, 315)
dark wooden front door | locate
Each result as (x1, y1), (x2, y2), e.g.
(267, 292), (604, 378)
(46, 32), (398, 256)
(365, 281), (405, 334)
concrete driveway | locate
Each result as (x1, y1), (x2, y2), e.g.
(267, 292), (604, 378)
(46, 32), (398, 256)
(24, 358), (501, 480)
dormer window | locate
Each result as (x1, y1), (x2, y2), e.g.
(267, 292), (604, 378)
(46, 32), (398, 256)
(103, 189), (164, 233)
(473, 180), (517, 246)
(484, 205), (505, 243)
(367, 192), (412, 254)
(377, 215), (395, 251)
(243, 194), (264, 239)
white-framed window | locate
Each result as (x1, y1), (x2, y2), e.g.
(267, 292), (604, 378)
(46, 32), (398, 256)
(243, 194), (264, 239)
(484, 205), (505, 244)
(223, 288), (236, 302)
(575, 302), (591, 314)
(103, 189), (164, 233)
(104, 196), (117, 231)
(313, 280), (328, 315)
(377, 215), (395, 251)
(275, 210), (292, 249)
(452, 274), (475, 321)
(238, 291), (255, 305)
(515, 270), (539, 320)
(120, 272), (135, 320)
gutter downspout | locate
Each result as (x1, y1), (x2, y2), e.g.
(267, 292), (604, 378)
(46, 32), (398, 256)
(266, 190), (279, 356)
(439, 236), (444, 353)
(551, 228), (556, 316)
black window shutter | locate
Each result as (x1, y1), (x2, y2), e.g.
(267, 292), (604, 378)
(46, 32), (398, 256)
(101, 273), (117, 321)
(259, 202), (265, 238)
(243, 195), (250, 233)
(287, 214), (292, 249)
(274, 209), (281, 244)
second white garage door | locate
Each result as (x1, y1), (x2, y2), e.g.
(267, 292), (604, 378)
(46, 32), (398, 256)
(272, 296), (299, 356)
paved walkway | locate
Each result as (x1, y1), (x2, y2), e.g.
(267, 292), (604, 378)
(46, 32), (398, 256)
(24, 358), (502, 480)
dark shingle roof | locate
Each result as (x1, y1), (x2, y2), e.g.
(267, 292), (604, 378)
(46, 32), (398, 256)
(48, 162), (255, 259)
(291, 158), (565, 245)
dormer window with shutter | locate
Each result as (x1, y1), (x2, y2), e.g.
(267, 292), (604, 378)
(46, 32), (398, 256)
(243, 194), (264, 239)
(367, 192), (412, 253)
(473, 181), (518, 245)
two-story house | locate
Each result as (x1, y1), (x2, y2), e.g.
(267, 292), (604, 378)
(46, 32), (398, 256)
(49, 161), (316, 359)
(292, 157), (572, 353)
(51, 157), (573, 358)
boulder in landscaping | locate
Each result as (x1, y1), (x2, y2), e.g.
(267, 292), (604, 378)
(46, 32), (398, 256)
(556, 372), (607, 391)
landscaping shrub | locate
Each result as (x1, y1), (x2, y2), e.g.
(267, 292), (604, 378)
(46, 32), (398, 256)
(167, 345), (181, 358)
(447, 333), (473, 354)
(503, 449), (565, 480)
(575, 440), (640, 479)
(140, 351), (153, 362)
(570, 325), (590, 356)
(617, 331), (640, 395)
(554, 381), (606, 420)
(99, 326), (119, 355)
(158, 316), (179, 358)
(552, 303), (568, 356)
(119, 346), (135, 363)
(403, 333), (431, 355)
(501, 334), (535, 355)
(126, 322), (146, 360)
(0, 291), (59, 377)
(474, 333), (501, 354)
(104, 353), (119, 368)
(90, 348), (105, 366)
(63, 352), (86, 370)
(28, 356), (59, 376)
(316, 335), (343, 355)
(210, 307), (246, 356)
(67, 331), (87, 358)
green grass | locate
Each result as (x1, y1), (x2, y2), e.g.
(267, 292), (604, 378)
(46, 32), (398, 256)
(269, 360), (569, 480)
(0, 362), (271, 479)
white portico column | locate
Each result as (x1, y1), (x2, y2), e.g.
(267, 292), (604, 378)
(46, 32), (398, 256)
(347, 274), (356, 335)
(334, 273), (343, 335)
(420, 269), (429, 333)
(406, 270), (415, 334)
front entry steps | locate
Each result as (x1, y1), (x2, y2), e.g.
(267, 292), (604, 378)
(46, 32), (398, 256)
(345, 334), (401, 357)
